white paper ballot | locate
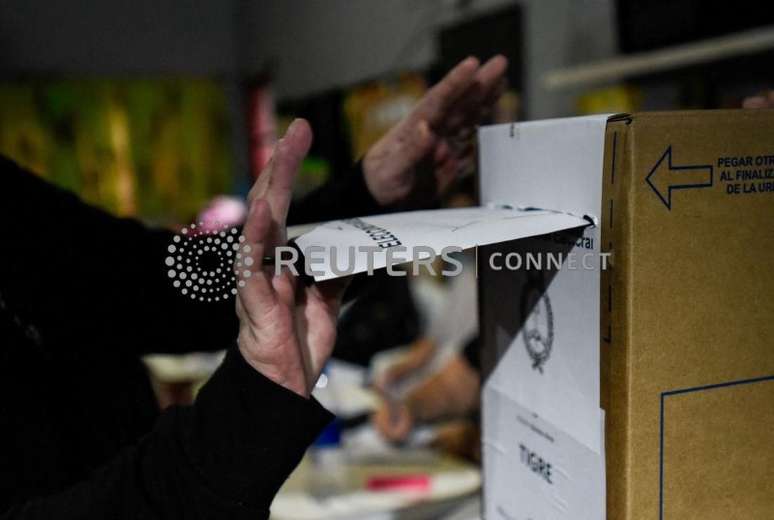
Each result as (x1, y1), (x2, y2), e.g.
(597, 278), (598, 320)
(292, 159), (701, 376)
(292, 207), (588, 281)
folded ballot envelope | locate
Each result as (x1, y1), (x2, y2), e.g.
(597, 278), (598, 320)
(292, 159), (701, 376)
(295, 110), (774, 520)
(292, 206), (589, 281)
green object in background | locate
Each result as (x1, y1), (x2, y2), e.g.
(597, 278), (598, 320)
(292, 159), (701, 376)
(0, 79), (234, 225)
(295, 156), (330, 198)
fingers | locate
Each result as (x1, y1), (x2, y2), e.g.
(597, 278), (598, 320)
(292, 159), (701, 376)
(412, 56), (479, 126)
(397, 118), (437, 175)
(443, 55), (508, 133)
(303, 276), (351, 374)
(268, 119), (313, 221)
(238, 120), (312, 319)
(248, 119), (313, 244)
(372, 401), (413, 443)
(363, 117), (437, 206)
(412, 55), (507, 131)
(435, 154), (473, 195)
(476, 55), (508, 93)
(236, 198), (276, 314)
(433, 132), (475, 194)
(433, 139), (452, 165)
(462, 54), (508, 112)
(382, 361), (413, 388)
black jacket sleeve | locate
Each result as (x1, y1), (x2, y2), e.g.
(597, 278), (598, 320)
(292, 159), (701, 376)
(0, 157), (383, 357)
(0, 155), (239, 356)
(1, 348), (333, 519)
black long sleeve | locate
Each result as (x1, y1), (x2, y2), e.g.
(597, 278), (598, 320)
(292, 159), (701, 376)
(0, 155), (376, 515)
(0, 155), (238, 357)
(1, 348), (333, 520)
(0, 157), (382, 357)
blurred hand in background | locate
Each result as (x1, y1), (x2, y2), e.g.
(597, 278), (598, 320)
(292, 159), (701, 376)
(373, 338), (437, 393)
(363, 55), (508, 207)
(372, 354), (480, 444)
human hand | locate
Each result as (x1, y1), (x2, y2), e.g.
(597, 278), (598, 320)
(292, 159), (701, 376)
(742, 90), (774, 108)
(237, 119), (348, 398)
(362, 55), (508, 207)
(372, 397), (414, 443)
(374, 338), (436, 392)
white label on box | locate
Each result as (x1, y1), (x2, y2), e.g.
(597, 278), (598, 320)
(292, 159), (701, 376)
(483, 386), (605, 520)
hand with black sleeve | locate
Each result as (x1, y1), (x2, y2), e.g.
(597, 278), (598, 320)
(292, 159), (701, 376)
(288, 55), (508, 223)
(1, 119), (346, 520)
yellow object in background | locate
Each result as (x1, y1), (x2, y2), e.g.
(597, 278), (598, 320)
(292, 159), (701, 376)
(344, 73), (426, 160)
(0, 79), (233, 225)
(576, 85), (643, 115)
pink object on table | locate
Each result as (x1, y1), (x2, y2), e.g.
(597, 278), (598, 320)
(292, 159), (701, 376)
(366, 474), (430, 492)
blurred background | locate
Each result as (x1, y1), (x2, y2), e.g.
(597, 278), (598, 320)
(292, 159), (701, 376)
(4, 0), (773, 225)
(2, 1), (773, 518)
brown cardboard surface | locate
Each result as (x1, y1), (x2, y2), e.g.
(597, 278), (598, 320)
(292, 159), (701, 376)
(661, 379), (773, 518)
(600, 110), (774, 519)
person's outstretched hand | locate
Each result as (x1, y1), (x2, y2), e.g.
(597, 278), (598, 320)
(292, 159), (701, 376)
(237, 119), (347, 398)
(363, 55), (508, 207)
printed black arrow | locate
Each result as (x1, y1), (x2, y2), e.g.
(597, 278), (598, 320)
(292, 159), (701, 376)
(646, 146), (713, 210)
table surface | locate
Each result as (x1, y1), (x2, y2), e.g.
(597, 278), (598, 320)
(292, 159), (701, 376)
(270, 448), (481, 520)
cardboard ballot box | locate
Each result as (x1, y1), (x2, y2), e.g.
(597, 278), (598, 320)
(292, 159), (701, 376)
(477, 111), (774, 520)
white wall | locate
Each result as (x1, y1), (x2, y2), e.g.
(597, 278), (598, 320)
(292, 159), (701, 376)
(241, 0), (619, 119)
(0, 0), (619, 119)
(0, 0), (239, 75)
